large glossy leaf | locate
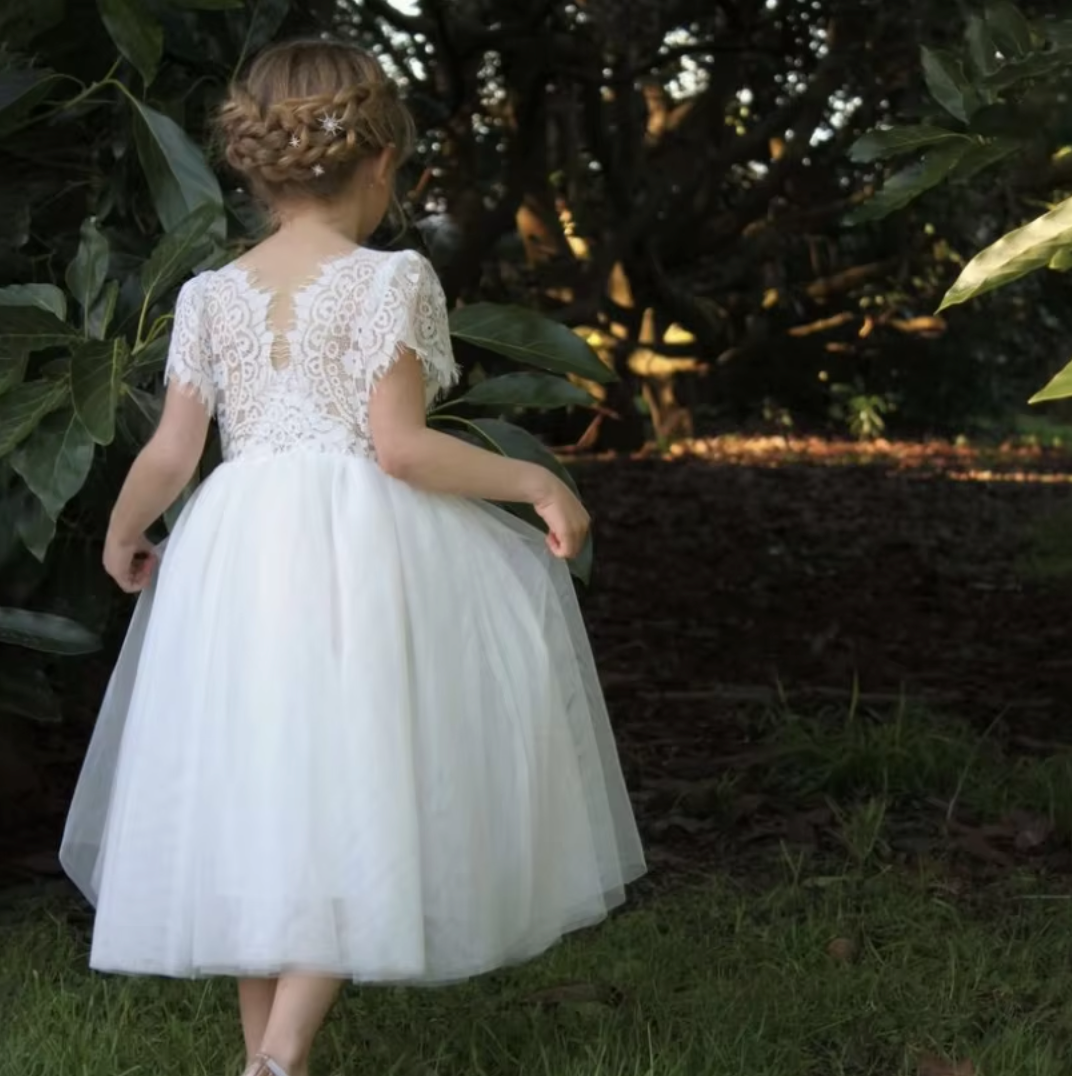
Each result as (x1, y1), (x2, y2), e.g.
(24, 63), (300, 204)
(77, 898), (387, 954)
(982, 48), (1072, 92)
(0, 607), (101, 655)
(986, 0), (1033, 58)
(66, 218), (110, 322)
(242, 0), (290, 56)
(15, 489), (58, 562)
(921, 47), (977, 122)
(10, 407), (95, 519)
(0, 68), (60, 138)
(0, 304), (77, 352)
(1031, 358), (1072, 404)
(967, 14), (1000, 76)
(125, 334), (170, 384)
(0, 356), (28, 395)
(87, 280), (120, 341)
(71, 338), (129, 445)
(141, 203), (218, 303)
(0, 660), (61, 722)
(849, 125), (966, 164)
(0, 378), (69, 457)
(938, 194), (1072, 311)
(132, 101), (224, 235)
(98, 0), (163, 85)
(453, 372), (596, 411)
(846, 141), (972, 225)
(449, 304), (614, 384)
(471, 418), (593, 583)
(950, 139), (1019, 182)
(0, 284), (66, 321)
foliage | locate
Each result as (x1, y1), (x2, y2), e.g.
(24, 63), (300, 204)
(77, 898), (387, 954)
(0, 0), (614, 726)
(849, 1), (1072, 406)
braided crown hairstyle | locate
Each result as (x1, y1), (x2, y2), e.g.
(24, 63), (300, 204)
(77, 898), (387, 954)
(217, 39), (416, 204)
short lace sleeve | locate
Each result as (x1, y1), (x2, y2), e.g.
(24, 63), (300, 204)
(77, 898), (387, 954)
(364, 251), (458, 403)
(164, 275), (216, 414)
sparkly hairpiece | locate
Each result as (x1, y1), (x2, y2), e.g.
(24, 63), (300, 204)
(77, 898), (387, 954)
(319, 113), (344, 137)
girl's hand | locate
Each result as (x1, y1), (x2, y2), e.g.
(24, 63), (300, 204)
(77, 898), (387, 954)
(534, 477), (591, 560)
(103, 533), (159, 594)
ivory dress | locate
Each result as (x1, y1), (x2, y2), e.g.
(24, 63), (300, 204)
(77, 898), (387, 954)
(60, 247), (645, 982)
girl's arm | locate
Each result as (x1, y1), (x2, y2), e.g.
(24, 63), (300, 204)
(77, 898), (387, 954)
(368, 349), (590, 559)
(103, 385), (211, 592)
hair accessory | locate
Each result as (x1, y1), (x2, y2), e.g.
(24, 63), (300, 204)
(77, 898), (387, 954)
(319, 114), (344, 137)
(288, 134), (301, 148)
(312, 164), (325, 177)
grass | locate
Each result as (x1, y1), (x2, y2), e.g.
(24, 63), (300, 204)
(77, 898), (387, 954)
(8, 697), (1072, 1075)
(6, 870), (1072, 1075)
(761, 691), (1072, 840)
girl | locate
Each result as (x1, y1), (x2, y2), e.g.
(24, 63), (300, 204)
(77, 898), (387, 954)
(60, 39), (645, 1076)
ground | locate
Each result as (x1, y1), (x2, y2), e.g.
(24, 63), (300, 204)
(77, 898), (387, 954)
(3, 439), (1072, 1075)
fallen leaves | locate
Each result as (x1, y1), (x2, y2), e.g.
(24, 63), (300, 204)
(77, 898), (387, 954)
(918, 1053), (976, 1076)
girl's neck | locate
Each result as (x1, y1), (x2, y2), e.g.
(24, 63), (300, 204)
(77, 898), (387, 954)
(273, 202), (362, 247)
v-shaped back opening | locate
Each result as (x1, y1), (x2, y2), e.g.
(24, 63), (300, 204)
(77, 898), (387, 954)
(228, 246), (366, 371)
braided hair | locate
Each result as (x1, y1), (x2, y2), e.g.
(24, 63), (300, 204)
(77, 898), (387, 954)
(217, 39), (416, 203)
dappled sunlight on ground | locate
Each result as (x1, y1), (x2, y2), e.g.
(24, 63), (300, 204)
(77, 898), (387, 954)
(660, 435), (1072, 480)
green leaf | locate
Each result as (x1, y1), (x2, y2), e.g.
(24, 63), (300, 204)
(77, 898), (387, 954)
(166, 0), (243, 7)
(0, 659), (61, 722)
(71, 337), (129, 445)
(141, 203), (218, 304)
(449, 304), (614, 384)
(0, 378), (69, 457)
(15, 489), (57, 561)
(0, 303), (76, 352)
(97, 0), (163, 85)
(982, 48), (1072, 91)
(921, 47), (977, 122)
(131, 100), (224, 235)
(123, 385), (163, 447)
(0, 356), (28, 396)
(967, 14), (1000, 76)
(470, 418), (593, 583)
(986, 0), (1034, 58)
(0, 284), (67, 321)
(10, 407), (95, 519)
(846, 141), (972, 225)
(87, 280), (120, 341)
(452, 372), (596, 411)
(849, 125), (966, 164)
(0, 68), (61, 138)
(125, 334), (170, 384)
(1032, 357), (1072, 403)
(950, 139), (1019, 182)
(939, 194), (1072, 311)
(1050, 248), (1072, 272)
(243, 0), (290, 56)
(66, 218), (110, 321)
(0, 607), (101, 655)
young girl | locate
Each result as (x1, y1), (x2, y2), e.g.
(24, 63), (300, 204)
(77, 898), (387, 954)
(60, 39), (645, 1076)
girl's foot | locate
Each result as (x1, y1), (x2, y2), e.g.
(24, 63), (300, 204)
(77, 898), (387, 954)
(241, 1054), (292, 1076)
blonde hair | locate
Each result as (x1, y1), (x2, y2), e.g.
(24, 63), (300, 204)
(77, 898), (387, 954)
(217, 39), (416, 205)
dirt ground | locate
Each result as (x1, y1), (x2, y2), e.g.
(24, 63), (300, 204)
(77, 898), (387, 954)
(4, 439), (1072, 889)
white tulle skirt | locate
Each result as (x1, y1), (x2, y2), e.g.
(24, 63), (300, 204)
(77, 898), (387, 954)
(59, 452), (645, 982)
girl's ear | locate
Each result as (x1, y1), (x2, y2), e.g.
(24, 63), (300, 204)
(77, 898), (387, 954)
(373, 146), (396, 187)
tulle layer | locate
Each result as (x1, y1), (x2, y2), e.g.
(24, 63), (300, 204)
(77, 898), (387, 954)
(60, 453), (645, 982)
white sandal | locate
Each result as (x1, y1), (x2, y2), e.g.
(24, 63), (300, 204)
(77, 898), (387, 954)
(241, 1054), (291, 1076)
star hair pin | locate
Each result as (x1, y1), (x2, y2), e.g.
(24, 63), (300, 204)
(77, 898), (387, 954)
(319, 113), (344, 137)
(288, 134), (301, 148)
(312, 164), (325, 177)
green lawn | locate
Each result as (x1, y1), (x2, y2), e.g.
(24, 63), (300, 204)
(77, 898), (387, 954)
(4, 866), (1072, 1076)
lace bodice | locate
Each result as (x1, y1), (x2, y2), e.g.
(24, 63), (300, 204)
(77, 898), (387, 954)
(164, 248), (458, 462)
